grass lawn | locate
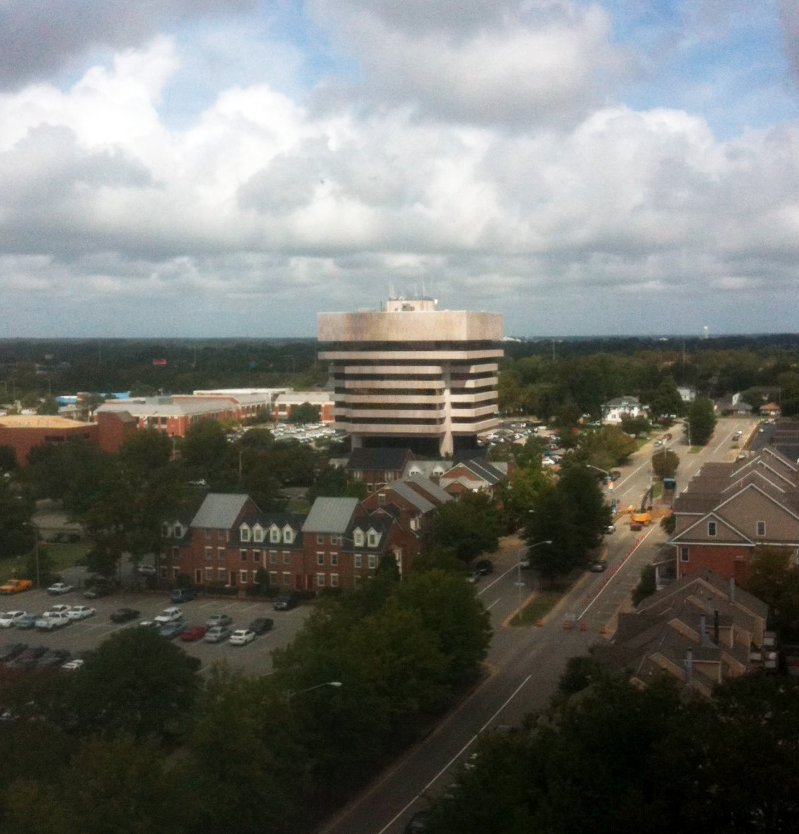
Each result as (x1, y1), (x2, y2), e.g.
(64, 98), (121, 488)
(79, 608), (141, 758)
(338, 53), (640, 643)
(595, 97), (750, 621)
(40, 542), (92, 573)
(511, 590), (564, 626)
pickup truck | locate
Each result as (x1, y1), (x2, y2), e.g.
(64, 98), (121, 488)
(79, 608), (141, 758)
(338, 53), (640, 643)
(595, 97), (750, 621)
(0, 578), (33, 595)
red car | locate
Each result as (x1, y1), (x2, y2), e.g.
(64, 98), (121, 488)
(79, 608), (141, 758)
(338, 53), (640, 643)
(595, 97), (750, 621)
(180, 623), (209, 642)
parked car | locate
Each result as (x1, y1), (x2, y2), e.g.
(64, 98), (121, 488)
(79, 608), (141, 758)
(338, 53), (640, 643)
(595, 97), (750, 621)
(110, 607), (140, 623)
(474, 559), (494, 575)
(45, 604), (71, 616)
(610, 470), (621, 481)
(180, 623), (209, 642)
(589, 560), (608, 573)
(229, 629), (256, 646)
(84, 583), (112, 599)
(0, 611), (27, 628)
(606, 523), (616, 534)
(36, 612), (71, 630)
(272, 592), (301, 611)
(61, 658), (84, 671)
(154, 607), (183, 624)
(204, 625), (232, 643)
(0, 578), (32, 595)
(170, 587), (196, 603)
(14, 613), (39, 630)
(158, 620), (185, 639)
(67, 605), (96, 621)
(9, 645), (48, 669)
(205, 613), (233, 628)
(137, 565), (156, 576)
(248, 617), (273, 635)
(465, 570), (481, 583)
(36, 648), (71, 669)
(47, 582), (74, 596)
(0, 643), (27, 663)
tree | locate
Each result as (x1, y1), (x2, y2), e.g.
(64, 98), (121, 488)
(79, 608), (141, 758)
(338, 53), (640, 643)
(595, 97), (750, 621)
(0, 477), (35, 559)
(651, 448), (679, 479)
(288, 402), (321, 424)
(631, 563), (657, 606)
(647, 375), (684, 419)
(686, 396), (716, 445)
(428, 491), (503, 563)
(745, 545), (799, 634)
(68, 627), (201, 740)
(0, 444), (17, 471)
(179, 418), (234, 486)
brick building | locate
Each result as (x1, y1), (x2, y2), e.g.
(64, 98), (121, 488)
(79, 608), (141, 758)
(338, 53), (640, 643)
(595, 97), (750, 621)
(0, 415), (99, 466)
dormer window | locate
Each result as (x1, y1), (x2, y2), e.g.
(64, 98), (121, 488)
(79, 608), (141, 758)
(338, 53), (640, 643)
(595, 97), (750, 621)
(283, 526), (294, 544)
(162, 523), (171, 537)
(353, 529), (365, 547)
(756, 520), (766, 537)
(239, 524), (251, 543)
(253, 524), (264, 543)
(270, 526), (281, 544)
(708, 521), (717, 537)
(367, 529), (380, 548)
(173, 523), (183, 538)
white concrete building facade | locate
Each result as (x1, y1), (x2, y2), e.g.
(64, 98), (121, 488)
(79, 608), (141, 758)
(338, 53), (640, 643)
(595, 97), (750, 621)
(318, 298), (503, 456)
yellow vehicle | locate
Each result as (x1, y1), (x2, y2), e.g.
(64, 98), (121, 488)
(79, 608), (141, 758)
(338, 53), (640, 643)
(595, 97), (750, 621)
(627, 487), (653, 531)
(0, 578), (33, 595)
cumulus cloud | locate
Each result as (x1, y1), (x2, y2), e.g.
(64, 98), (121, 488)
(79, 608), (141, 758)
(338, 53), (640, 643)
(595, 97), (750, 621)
(0, 0), (257, 90)
(308, 0), (628, 128)
(780, 0), (799, 84)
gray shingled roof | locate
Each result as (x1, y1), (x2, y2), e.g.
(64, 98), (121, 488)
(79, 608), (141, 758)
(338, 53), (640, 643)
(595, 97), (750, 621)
(191, 494), (251, 529)
(303, 497), (359, 534)
(386, 481), (436, 513)
(405, 474), (453, 505)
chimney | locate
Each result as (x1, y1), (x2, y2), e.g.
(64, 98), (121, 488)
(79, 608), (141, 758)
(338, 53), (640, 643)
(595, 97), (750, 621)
(713, 609), (719, 644)
(729, 575), (735, 604)
(685, 648), (693, 685)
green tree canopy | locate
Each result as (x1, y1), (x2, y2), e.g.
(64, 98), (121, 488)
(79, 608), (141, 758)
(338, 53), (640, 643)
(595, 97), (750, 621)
(287, 402), (321, 424)
(687, 396), (717, 445)
(428, 491), (504, 563)
(651, 448), (679, 479)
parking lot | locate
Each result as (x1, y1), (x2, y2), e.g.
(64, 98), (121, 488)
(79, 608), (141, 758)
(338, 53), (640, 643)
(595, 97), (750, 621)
(0, 587), (311, 675)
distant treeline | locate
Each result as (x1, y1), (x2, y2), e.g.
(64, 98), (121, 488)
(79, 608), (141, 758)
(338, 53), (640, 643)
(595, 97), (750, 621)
(4, 334), (799, 417)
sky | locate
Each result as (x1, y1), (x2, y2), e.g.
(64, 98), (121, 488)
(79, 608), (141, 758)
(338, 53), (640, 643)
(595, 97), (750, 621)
(1, 0), (798, 339)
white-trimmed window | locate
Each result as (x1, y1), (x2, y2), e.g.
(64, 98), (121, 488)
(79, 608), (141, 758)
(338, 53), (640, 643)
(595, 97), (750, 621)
(252, 549), (261, 564)
(269, 550), (278, 565)
(240, 525), (251, 542)
(367, 530), (380, 547)
(331, 573), (339, 587)
(162, 523), (171, 537)
(205, 547), (213, 561)
(317, 534), (325, 545)
(253, 524), (265, 543)
(240, 549), (248, 561)
(316, 573), (325, 587)
(331, 552), (338, 566)
(239, 570), (248, 584)
(283, 527), (294, 544)
(331, 535), (341, 546)
(680, 546), (689, 562)
(353, 529), (365, 547)
(368, 554), (377, 569)
(270, 526), (281, 543)
(707, 521), (717, 537)
(174, 523), (183, 538)
(756, 520), (766, 537)
(269, 571), (278, 586)
(205, 568), (214, 582)
(218, 547), (226, 561)
(282, 551), (291, 565)
(282, 572), (291, 586)
(317, 552), (325, 566)
(217, 568), (226, 581)
(354, 553), (362, 568)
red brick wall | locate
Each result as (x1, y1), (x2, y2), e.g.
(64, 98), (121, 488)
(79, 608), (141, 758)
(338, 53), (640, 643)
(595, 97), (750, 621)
(95, 412), (138, 454)
(0, 423), (99, 466)
(676, 543), (752, 584)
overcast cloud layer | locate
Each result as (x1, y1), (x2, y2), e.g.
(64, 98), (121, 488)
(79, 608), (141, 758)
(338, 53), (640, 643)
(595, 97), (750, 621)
(1, 0), (798, 337)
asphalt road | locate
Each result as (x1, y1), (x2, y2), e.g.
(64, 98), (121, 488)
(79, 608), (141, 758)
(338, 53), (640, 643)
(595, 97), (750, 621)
(318, 417), (756, 834)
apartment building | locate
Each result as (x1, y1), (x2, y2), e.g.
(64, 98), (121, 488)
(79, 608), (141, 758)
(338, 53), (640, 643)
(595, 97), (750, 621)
(318, 297), (503, 456)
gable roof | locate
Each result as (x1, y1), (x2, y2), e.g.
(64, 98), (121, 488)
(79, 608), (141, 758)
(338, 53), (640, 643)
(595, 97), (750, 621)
(192, 494), (253, 529)
(382, 481), (436, 513)
(346, 447), (413, 472)
(404, 474), (453, 505)
(303, 497), (360, 534)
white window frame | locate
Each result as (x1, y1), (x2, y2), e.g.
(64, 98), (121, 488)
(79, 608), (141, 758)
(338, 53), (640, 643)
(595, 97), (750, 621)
(316, 573), (325, 587)
(707, 521), (717, 537)
(317, 552), (325, 566)
(368, 554), (377, 569)
(756, 520), (766, 537)
(253, 525), (265, 543)
(680, 546), (689, 562)
(330, 573), (339, 587)
(353, 529), (365, 547)
(239, 570), (248, 584)
(283, 527), (294, 544)
(367, 530), (380, 547)
(270, 526), (281, 543)
(240, 525), (251, 542)
(282, 572), (292, 586)
(354, 553), (362, 569)
(205, 546), (213, 561)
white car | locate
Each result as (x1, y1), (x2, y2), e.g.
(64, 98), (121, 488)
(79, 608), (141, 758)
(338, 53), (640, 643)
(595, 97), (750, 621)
(153, 606), (182, 624)
(61, 658), (84, 671)
(46, 603), (72, 615)
(229, 629), (255, 646)
(35, 612), (71, 630)
(0, 610), (26, 627)
(67, 605), (96, 620)
(47, 582), (74, 595)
